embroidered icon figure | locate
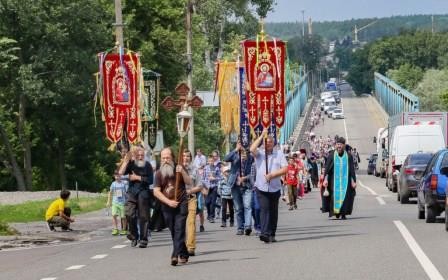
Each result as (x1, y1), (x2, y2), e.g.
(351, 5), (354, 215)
(115, 78), (129, 102)
(256, 64), (273, 88)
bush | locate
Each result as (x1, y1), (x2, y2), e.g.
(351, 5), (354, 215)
(0, 220), (18, 235)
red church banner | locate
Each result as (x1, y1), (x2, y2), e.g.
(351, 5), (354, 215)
(242, 40), (285, 128)
(101, 53), (140, 143)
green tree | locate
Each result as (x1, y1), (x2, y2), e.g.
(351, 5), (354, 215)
(414, 69), (448, 111)
(287, 34), (325, 71)
(387, 63), (423, 91)
(347, 47), (373, 95)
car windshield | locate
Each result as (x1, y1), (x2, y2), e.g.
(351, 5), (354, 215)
(409, 153), (432, 165)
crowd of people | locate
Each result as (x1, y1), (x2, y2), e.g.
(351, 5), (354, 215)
(44, 105), (360, 267)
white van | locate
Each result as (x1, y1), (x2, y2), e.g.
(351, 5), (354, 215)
(323, 97), (336, 114)
(386, 125), (445, 192)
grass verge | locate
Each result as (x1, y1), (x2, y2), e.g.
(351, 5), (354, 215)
(0, 195), (107, 224)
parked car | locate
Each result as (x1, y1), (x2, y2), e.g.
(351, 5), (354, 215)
(397, 152), (432, 204)
(367, 154), (378, 175)
(445, 191), (448, 231)
(327, 105), (337, 118)
(331, 91), (341, 103)
(417, 149), (448, 223)
(332, 108), (344, 119)
(323, 97), (336, 114)
(387, 125), (445, 193)
(375, 149), (388, 178)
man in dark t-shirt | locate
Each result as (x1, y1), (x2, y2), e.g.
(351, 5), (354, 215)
(119, 147), (153, 248)
(153, 147), (192, 266)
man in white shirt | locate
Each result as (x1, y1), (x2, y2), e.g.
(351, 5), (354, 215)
(250, 129), (288, 243)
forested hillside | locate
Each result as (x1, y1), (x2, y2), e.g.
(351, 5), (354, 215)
(266, 14), (448, 41)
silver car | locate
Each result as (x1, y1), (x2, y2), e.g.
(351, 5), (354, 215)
(332, 108), (344, 119)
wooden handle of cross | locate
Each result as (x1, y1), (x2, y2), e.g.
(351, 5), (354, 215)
(264, 135), (269, 178)
(174, 137), (184, 202)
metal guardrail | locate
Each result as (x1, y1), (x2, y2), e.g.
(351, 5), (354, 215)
(280, 74), (309, 144)
(374, 72), (419, 116)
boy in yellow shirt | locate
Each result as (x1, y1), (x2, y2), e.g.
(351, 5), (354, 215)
(45, 190), (74, 231)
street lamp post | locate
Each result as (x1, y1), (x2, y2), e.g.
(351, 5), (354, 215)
(174, 104), (192, 201)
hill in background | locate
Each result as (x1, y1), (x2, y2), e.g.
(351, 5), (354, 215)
(266, 14), (448, 42)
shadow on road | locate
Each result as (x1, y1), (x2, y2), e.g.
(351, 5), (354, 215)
(275, 232), (361, 243)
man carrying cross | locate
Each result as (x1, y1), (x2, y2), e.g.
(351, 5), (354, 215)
(250, 128), (288, 243)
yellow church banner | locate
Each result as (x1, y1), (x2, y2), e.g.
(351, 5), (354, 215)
(216, 61), (241, 135)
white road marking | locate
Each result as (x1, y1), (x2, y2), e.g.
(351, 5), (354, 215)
(394, 221), (444, 280)
(111, 244), (127, 249)
(359, 181), (377, 195)
(40, 278), (57, 280)
(91, 254), (108, 259)
(358, 180), (386, 205)
(124, 240), (131, 243)
(65, 265), (85, 270)
(376, 196), (386, 205)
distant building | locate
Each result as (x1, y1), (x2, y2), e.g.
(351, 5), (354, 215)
(195, 90), (219, 107)
(329, 41), (336, 53)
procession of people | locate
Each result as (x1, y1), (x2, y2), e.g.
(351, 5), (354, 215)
(88, 105), (358, 266)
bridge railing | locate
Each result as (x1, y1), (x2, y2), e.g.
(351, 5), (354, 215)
(374, 72), (419, 116)
(280, 73), (308, 144)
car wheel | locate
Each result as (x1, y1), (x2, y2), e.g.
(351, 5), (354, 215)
(418, 201), (425, 219)
(426, 206), (437, 223)
(400, 192), (409, 204)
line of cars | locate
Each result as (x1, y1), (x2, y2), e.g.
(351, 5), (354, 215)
(367, 113), (448, 231)
(320, 90), (344, 119)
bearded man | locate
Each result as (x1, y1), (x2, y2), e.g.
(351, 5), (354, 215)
(119, 147), (154, 248)
(153, 147), (192, 266)
(322, 137), (357, 220)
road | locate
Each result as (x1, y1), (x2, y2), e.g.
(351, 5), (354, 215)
(1, 84), (447, 280)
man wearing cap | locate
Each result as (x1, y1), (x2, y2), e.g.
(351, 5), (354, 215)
(322, 137), (357, 219)
(250, 129), (288, 243)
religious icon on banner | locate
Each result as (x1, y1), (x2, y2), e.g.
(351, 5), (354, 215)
(99, 51), (141, 144)
(114, 76), (130, 103)
(256, 63), (274, 89)
(242, 39), (286, 128)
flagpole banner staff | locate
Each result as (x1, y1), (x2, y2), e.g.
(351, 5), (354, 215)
(242, 39), (285, 129)
(100, 51), (141, 144)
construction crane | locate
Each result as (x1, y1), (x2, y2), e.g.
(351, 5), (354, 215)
(353, 20), (378, 44)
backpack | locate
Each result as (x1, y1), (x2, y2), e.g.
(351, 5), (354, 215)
(219, 180), (232, 197)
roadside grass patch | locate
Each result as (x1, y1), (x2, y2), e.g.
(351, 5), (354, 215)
(0, 195), (107, 223)
(0, 220), (18, 235)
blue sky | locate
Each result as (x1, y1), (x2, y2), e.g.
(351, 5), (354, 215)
(265, 0), (448, 22)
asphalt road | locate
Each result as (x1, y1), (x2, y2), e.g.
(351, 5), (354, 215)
(1, 85), (447, 280)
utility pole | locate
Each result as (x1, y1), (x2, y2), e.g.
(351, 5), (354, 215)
(432, 15), (435, 34)
(301, 10), (305, 38)
(113, 0), (124, 48)
(186, 0), (195, 153)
